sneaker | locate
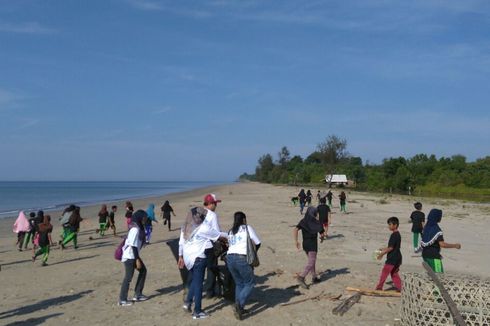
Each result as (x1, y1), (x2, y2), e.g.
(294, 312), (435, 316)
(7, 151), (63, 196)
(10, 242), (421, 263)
(41, 262), (48, 267)
(296, 276), (309, 289)
(312, 277), (321, 284)
(192, 311), (209, 319)
(182, 303), (192, 313)
(118, 300), (133, 307)
(233, 304), (243, 321)
(132, 295), (148, 302)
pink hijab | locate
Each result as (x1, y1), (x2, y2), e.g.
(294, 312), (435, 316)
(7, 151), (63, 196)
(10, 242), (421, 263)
(13, 211), (31, 233)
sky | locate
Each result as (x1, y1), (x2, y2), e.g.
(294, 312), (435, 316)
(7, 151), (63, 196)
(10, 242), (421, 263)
(1, 0), (489, 181)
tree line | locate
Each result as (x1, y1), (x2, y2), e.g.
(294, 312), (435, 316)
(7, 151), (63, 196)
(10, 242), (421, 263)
(239, 135), (490, 198)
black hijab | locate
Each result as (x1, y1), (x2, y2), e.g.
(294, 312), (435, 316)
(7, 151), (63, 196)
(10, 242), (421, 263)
(298, 207), (323, 234)
(131, 210), (148, 242)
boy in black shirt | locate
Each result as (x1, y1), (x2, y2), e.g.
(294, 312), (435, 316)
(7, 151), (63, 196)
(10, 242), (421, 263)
(317, 197), (331, 239)
(410, 202), (425, 252)
(375, 217), (402, 291)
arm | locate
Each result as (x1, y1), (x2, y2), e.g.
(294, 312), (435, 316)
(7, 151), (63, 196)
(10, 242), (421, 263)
(177, 230), (185, 269)
(439, 241), (461, 249)
(48, 233), (53, 246)
(293, 227), (300, 250)
(377, 246), (393, 260)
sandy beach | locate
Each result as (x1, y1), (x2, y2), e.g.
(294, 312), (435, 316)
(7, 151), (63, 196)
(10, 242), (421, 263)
(1, 182), (489, 325)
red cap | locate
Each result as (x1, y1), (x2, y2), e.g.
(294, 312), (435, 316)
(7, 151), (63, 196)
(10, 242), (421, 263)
(204, 193), (221, 204)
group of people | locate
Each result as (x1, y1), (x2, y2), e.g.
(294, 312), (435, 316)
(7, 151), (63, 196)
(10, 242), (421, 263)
(295, 189), (347, 215)
(118, 193), (261, 321)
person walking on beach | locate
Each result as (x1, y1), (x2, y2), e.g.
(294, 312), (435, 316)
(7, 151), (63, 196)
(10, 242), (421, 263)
(118, 210), (149, 306)
(375, 217), (402, 291)
(61, 206), (82, 249)
(226, 211), (261, 320)
(96, 204), (109, 236)
(316, 190), (321, 204)
(178, 203), (227, 319)
(109, 205), (118, 236)
(202, 194), (224, 299)
(161, 200), (176, 231)
(145, 203), (158, 244)
(418, 209), (461, 273)
(32, 214), (53, 266)
(59, 205), (76, 243)
(13, 211), (31, 251)
(409, 202), (425, 253)
(326, 190), (333, 208)
(339, 191), (347, 213)
(125, 201), (134, 230)
(293, 207), (325, 289)
(317, 197), (331, 238)
(31, 210), (45, 254)
(306, 190), (313, 207)
(298, 189), (307, 214)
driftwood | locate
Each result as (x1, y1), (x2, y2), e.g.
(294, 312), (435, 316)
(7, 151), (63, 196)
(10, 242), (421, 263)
(422, 261), (466, 326)
(332, 292), (361, 316)
(346, 287), (401, 297)
(280, 291), (342, 307)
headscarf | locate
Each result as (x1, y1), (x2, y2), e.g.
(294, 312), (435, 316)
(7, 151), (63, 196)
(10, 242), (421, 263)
(162, 200), (171, 210)
(182, 207), (207, 240)
(298, 206), (323, 234)
(298, 189), (306, 200)
(146, 204), (155, 221)
(421, 209), (443, 247)
(13, 211), (31, 233)
(130, 210), (147, 242)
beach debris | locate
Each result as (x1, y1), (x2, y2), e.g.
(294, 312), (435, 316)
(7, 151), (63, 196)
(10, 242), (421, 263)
(273, 268), (284, 276)
(422, 262), (466, 326)
(280, 291), (342, 307)
(267, 246), (276, 254)
(332, 292), (361, 316)
(346, 287), (401, 297)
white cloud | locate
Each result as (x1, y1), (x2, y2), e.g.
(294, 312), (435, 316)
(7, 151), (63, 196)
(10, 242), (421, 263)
(152, 106), (172, 114)
(0, 22), (57, 34)
(125, 0), (164, 11)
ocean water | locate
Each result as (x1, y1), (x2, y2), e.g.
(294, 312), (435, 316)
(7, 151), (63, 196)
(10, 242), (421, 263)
(0, 181), (223, 218)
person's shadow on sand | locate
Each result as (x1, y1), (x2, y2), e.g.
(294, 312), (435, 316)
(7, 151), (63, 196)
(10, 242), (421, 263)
(3, 313), (63, 326)
(0, 290), (93, 320)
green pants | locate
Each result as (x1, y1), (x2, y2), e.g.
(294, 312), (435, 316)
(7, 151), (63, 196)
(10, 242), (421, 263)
(23, 232), (34, 248)
(424, 258), (444, 273)
(99, 223), (108, 235)
(34, 245), (50, 263)
(340, 203), (346, 212)
(412, 232), (421, 250)
(63, 230), (78, 248)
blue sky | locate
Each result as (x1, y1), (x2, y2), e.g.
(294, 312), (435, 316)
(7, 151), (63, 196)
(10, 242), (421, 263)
(1, 0), (489, 181)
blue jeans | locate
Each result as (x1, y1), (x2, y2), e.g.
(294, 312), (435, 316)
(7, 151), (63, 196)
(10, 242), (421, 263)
(186, 257), (207, 314)
(226, 254), (255, 309)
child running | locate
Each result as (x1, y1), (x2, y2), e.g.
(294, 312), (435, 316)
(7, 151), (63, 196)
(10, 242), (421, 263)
(339, 191), (347, 213)
(13, 211), (31, 251)
(317, 197), (331, 239)
(109, 205), (118, 236)
(161, 200), (176, 231)
(409, 202), (425, 253)
(96, 204), (109, 236)
(32, 214), (53, 266)
(145, 203), (158, 244)
(375, 217), (402, 291)
(418, 208), (461, 273)
(61, 206), (82, 250)
(293, 206), (325, 289)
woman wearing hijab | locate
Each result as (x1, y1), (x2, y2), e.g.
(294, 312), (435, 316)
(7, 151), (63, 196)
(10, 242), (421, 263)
(226, 211), (261, 320)
(119, 210), (149, 306)
(178, 207), (227, 319)
(13, 211), (31, 251)
(161, 200), (176, 231)
(32, 210), (45, 254)
(125, 201), (134, 230)
(145, 203), (158, 244)
(293, 206), (325, 289)
(32, 214), (53, 266)
(418, 209), (461, 273)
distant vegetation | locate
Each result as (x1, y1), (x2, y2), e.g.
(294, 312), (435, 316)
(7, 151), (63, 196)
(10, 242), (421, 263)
(239, 135), (490, 200)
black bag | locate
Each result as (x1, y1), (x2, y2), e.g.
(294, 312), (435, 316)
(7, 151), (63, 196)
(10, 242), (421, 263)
(217, 264), (235, 302)
(213, 238), (229, 258)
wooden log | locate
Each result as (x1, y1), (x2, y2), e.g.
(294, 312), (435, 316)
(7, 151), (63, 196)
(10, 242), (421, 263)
(332, 292), (361, 316)
(422, 261), (466, 326)
(346, 287), (401, 297)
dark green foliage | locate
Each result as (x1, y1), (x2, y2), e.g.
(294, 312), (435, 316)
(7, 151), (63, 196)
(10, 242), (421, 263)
(243, 137), (490, 197)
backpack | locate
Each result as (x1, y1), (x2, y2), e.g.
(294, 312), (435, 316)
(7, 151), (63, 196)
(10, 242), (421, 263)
(114, 237), (127, 261)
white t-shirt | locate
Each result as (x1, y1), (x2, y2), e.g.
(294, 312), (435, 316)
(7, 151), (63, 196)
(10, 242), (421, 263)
(227, 225), (261, 255)
(203, 209), (221, 249)
(121, 227), (142, 262)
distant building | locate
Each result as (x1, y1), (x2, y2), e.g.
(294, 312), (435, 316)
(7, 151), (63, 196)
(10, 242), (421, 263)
(325, 174), (349, 186)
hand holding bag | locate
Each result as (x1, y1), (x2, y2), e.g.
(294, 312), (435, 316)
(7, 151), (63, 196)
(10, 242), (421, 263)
(245, 224), (260, 267)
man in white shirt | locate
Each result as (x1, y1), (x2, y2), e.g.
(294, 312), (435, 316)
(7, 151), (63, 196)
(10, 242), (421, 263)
(202, 193), (223, 298)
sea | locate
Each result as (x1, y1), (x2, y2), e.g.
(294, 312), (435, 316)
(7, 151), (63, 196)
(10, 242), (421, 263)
(0, 181), (224, 219)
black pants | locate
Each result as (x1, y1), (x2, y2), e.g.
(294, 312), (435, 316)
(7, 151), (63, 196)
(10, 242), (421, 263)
(203, 248), (218, 296)
(119, 259), (147, 302)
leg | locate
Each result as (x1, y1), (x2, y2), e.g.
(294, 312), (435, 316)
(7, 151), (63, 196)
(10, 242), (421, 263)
(376, 264), (394, 290)
(204, 248), (217, 297)
(390, 265), (402, 291)
(134, 262), (147, 297)
(168, 218), (171, 231)
(119, 260), (136, 302)
(233, 256), (255, 309)
(190, 257), (207, 314)
(23, 232), (32, 249)
(412, 232), (419, 250)
(300, 251), (316, 278)
(424, 258), (444, 273)
(62, 230), (75, 246)
(226, 255), (244, 306)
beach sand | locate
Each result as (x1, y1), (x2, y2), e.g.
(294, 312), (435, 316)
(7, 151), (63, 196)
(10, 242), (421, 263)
(1, 182), (489, 325)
